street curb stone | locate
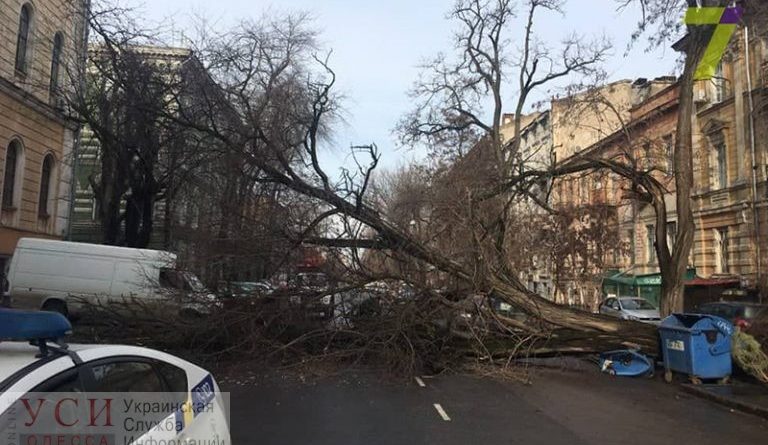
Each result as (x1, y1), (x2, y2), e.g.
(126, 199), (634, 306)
(680, 384), (768, 420)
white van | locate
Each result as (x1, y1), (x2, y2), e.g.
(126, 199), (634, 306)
(7, 238), (212, 317)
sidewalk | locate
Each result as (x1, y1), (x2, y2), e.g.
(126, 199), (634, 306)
(681, 381), (768, 420)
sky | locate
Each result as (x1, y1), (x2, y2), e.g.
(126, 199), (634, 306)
(141, 0), (681, 175)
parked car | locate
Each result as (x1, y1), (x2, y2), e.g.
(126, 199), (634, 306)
(697, 301), (767, 329)
(271, 273), (335, 322)
(219, 280), (273, 298)
(8, 238), (215, 318)
(598, 296), (661, 323)
(217, 280), (275, 311)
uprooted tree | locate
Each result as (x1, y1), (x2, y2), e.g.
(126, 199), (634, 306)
(74, 0), (764, 371)
(159, 0), (661, 363)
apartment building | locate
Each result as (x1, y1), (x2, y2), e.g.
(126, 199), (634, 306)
(0, 0), (87, 273)
(689, 25), (768, 290)
(551, 24), (768, 303)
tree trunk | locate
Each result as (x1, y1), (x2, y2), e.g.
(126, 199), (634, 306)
(660, 8), (715, 316)
(94, 152), (124, 246)
(124, 186), (155, 248)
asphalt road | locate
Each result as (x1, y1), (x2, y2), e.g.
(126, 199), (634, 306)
(224, 366), (768, 445)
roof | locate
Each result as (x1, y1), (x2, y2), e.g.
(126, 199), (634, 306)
(685, 277), (741, 287)
(0, 342), (173, 387)
(88, 44), (194, 60)
(0, 342), (47, 385)
(15, 238), (176, 262)
(699, 301), (765, 307)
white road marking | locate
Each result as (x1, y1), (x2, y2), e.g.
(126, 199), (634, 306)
(433, 403), (451, 421)
(415, 377), (426, 387)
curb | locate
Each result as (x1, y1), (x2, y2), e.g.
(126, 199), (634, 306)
(680, 384), (768, 420)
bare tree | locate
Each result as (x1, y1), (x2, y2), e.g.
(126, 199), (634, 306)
(67, 2), (213, 247)
(398, 0), (611, 304)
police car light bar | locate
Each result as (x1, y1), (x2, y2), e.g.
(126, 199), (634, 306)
(0, 308), (72, 343)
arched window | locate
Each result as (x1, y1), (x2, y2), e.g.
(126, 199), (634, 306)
(3, 142), (20, 209)
(50, 33), (64, 96)
(39, 155), (55, 217)
(15, 4), (33, 75)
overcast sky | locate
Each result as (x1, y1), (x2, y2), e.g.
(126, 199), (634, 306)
(142, 0), (680, 174)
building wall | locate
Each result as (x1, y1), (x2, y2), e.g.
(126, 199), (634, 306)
(551, 80), (635, 163)
(690, 27), (768, 289)
(0, 0), (85, 105)
(0, 0), (86, 270)
(507, 111), (555, 299)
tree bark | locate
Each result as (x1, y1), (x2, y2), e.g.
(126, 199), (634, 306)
(660, 4), (717, 316)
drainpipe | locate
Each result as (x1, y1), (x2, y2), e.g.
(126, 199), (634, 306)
(744, 26), (762, 302)
(66, 0), (92, 241)
(66, 133), (80, 242)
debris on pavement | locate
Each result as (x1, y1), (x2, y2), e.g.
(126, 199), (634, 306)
(599, 349), (654, 377)
(732, 330), (768, 384)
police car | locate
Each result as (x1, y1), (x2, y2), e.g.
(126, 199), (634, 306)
(0, 309), (230, 445)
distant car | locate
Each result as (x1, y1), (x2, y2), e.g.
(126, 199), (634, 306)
(220, 281), (272, 298)
(217, 281), (274, 310)
(599, 296), (661, 323)
(697, 301), (767, 329)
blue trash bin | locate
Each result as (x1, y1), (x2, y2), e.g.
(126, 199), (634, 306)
(658, 313), (733, 384)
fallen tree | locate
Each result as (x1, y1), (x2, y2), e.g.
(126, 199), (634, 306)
(166, 4), (660, 362)
(73, 1), (691, 373)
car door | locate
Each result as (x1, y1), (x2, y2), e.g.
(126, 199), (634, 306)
(600, 298), (615, 315)
(602, 298), (620, 317)
(82, 357), (183, 445)
(611, 299), (624, 317)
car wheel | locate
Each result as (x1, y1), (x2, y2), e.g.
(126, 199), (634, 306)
(42, 300), (69, 319)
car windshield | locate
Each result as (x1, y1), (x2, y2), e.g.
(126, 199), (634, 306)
(233, 283), (258, 292)
(620, 298), (656, 310)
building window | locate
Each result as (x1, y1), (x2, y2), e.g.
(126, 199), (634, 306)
(15, 4), (33, 75)
(3, 142), (21, 209)
(646, 224), (656, 264)
(663, 134), (674, 174)
(50, 33), (64, 97)
(642, 142), (652, 169)
(713, 62), (727, 103)
(714, 227), (729, 274)
(715, 140), (727, 189)
(38, 155), (55, 217)
(666, 221), (677, 250)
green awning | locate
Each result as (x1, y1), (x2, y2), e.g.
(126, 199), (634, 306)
(602, 272), (636, 286)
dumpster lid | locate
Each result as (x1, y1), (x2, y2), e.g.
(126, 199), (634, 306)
(660, 313), (734, 336)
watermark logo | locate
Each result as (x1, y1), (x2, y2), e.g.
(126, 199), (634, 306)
(684, 6), (743, 80)
(1, 392), (229, 445)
